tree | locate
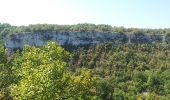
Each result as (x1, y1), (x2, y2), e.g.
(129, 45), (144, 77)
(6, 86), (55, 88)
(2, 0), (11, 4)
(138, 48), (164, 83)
(70, 68), (97, 99)
(10, 42), (72, 99)
(0, 43), (12, 99)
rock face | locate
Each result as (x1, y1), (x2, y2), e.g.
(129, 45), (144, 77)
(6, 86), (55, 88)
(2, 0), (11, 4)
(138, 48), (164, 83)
(4, 32), (169, 51)
(4, 32), (128, 49)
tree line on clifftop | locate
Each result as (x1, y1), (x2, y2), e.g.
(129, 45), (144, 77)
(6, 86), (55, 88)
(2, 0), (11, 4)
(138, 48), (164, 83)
(1, 23), (170, 40)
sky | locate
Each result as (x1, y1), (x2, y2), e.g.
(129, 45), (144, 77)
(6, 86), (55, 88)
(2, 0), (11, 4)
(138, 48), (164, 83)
(0, 0), (170, 28)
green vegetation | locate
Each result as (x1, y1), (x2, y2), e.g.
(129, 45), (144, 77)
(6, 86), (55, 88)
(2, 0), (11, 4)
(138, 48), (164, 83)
(70, 43), (170, 99)
(0, 42), (170, 99)
(1, 23), (170, 39)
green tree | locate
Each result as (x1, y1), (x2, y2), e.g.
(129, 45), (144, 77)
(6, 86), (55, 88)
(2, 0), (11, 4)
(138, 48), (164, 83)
(0, 43), (13, 99)
(10, 42), (72, 99)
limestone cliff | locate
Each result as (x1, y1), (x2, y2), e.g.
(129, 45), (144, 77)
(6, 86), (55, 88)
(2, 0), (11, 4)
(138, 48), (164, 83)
(4, 32), (169, 51)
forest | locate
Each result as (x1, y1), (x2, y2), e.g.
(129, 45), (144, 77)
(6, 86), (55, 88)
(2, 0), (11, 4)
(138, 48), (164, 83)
(1, 23), (170, 36)
(0, 23), (170, 100)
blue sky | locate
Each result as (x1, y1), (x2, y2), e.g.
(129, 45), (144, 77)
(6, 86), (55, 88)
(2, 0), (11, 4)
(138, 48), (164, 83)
(0, 0), (169, 28)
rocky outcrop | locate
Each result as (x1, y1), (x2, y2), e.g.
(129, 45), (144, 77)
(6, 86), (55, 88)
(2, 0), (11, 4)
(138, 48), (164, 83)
(4, 32), (170, 51)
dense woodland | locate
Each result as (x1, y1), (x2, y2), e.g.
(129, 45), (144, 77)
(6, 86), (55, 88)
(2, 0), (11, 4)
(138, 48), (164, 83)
(1, 23), (170, 36)
(0, 23), (170, 99)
